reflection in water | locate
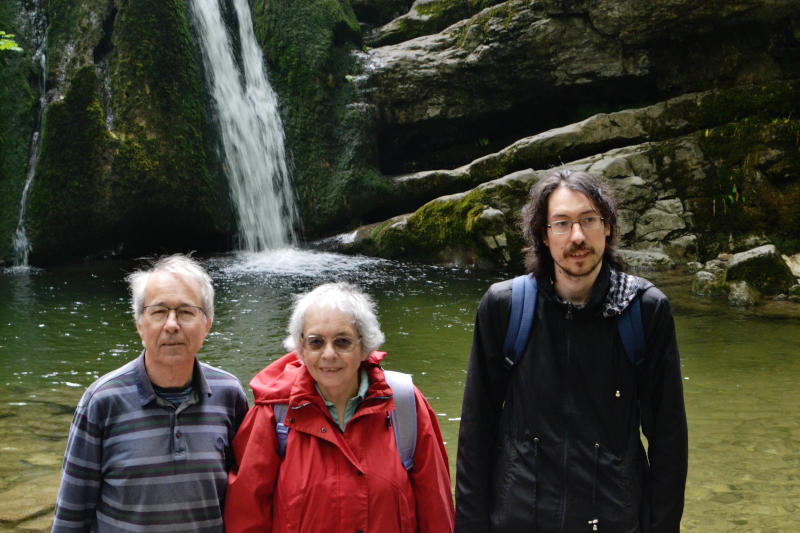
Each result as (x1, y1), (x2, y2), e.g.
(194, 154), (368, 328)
(0, 254), (798, 530)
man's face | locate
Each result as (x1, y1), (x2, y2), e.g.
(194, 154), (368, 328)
(543, 186), (610, 280)
(136, 271), (212, 377)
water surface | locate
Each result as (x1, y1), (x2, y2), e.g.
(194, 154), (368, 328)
(0, 252), (798, 531)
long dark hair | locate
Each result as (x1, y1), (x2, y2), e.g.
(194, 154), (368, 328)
(521, 168), (624, 276)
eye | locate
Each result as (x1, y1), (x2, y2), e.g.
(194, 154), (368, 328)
(551, 220), (570, 230)
(149, 306), (168, 317)
(306, 337), (325, 350)
(333, 337), (354, 350)
(178, 307), (198, 318)
(582, 216), (598, 224)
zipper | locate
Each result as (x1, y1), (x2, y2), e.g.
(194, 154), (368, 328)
(533, 436), (540, 532)
(559, 304), (574, 531)
(589, 442), (600, 531)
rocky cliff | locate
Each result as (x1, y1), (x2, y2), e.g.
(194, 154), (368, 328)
(1, 0), (799, 270)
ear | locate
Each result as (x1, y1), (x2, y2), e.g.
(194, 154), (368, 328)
(542, 230), (550, 248)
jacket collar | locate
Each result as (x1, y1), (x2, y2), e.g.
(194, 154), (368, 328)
(539, 262), (642, 318)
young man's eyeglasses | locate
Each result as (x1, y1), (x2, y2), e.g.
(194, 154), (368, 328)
(546, 216), (605, 235)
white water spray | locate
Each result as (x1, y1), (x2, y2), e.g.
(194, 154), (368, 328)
(12, 0), (47, 266)
(189, 0), (299, 251)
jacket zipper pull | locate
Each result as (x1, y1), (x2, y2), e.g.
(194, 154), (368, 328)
(588, 518), (599, 531)
(385, 411), (391, 428)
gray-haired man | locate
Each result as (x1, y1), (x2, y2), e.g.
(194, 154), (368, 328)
(53, 254), (248, 532)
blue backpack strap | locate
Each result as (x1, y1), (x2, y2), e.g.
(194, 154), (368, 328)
(384, 370), (417, 471)
(273, 403), (290, 457)
(503, 274), (538, 369)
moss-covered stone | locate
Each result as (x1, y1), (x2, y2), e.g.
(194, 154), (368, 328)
(369, 176), (531, 268)
(249, 0), (394, 236)
(26, 66), (110, 260)
(24, 0), (233, 263)
(0, 3), (37, 263)
(107, 0), (231, 254)
(726, 245), (796, 295)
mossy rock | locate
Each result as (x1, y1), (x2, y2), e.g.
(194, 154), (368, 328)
(0, 3), (38, 263)
(368, 170), (535, 267)
(251, 0), (398, 236)
(726, 245), (796, 295)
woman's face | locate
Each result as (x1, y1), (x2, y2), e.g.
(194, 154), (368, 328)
(297, 305), (369, 404)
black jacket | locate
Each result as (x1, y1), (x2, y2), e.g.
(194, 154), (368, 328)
(455, 264), (688, 533)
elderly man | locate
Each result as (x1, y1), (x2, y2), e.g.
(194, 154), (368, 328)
(52, 254), (248, 532)
(455, 169), (688, 533)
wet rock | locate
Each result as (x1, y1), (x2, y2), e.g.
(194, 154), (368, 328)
(619, 249), (674, 271)
(0, 472), (59, 525)
(782, 253), (800, 278)
(726, 245), (795, 295)
(728, 281), (761, 307)
(692, 270), (728, 297)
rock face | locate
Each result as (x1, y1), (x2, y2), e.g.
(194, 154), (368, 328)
(2, 0), (800, 269)
(358, 0), (800, 173)
(0, 0), (233, 264)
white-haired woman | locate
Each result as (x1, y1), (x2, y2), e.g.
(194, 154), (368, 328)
(224, 282), (454, 532)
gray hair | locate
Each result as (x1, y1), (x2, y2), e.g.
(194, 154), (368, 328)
(126, 254), (215, 323)
(283, 282), (385, 355)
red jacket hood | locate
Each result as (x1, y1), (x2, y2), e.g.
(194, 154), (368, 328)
(249, 350), (388, 404)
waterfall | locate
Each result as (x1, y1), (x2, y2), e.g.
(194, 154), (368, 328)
(188, 0), (299, 252)
(11, 0), (47, 267)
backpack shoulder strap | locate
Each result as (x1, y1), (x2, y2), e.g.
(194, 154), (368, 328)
(273, 403), (290, 457)
(617, 277), (653, 366)
(384, 370), (417, 471)
(502, 274), (538, 369)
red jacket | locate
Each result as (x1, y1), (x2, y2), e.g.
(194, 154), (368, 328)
(224, 351), (455, 532)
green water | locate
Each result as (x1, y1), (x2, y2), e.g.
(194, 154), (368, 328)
(1, 251), (798, 531)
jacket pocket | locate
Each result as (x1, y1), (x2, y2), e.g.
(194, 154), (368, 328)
(489, 434), (540, 531)
(593, 442), (642, 531)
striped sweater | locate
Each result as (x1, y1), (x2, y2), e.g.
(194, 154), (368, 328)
(52, 351), (248, 532)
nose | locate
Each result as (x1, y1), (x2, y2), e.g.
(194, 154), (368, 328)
(164, 309), (181, 330)
(568, 221), (587, 242)
(320, 340), (338, 359)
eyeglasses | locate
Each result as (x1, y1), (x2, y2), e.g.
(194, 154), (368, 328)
(546, 216), (605, 235)
(302, 335), (361, 355)
(142, 304), (207, 325)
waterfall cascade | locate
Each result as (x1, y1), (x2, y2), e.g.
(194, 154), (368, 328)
(189, 0), (299, 252)
(11, 0), (47, 266)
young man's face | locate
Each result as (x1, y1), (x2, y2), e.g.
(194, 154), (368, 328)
(542, 186), (610, 281)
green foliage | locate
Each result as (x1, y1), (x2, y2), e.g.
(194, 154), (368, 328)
(0, 17), (36, 261)
(0, 30), (22, 52)
(27, 67), (111, 260)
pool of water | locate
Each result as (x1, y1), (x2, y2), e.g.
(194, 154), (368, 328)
(0, 251), (798, 530)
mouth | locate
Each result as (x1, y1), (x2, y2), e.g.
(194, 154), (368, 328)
(566, 245), (592, 259)
(319, 367), (342, 373)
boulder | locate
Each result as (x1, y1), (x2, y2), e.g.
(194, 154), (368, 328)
(726, 245), (796, 295)
(782, 253), (800, 278)
(728, 280), (761, 307)
(692, 270), (728, 297)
